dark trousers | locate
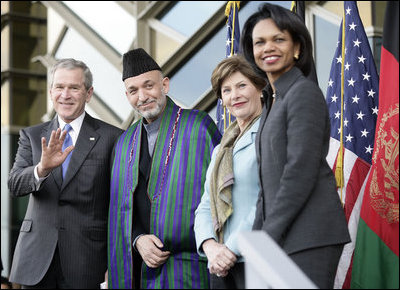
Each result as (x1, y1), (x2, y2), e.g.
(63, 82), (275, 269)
(290, 244), (344, 289)
(132, 251), (143, 289)
(22, 246), (70, 289)
(209, 262), (245, 289)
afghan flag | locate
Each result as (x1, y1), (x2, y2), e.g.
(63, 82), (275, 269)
(350, 2), (399, 288)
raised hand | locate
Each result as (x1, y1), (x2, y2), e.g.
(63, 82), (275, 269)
(37, 128), (74, 177)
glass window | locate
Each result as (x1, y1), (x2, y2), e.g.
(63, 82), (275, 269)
(55, 28), (132, 121)
(314, 14), (340, 97)
(169, 1), (291, 109)
(158, 2), (225, 37)
(48, 8), (66, 53)
(62, 1), (136, 55)
(208, 103), (218, 122)
(151, 28), (182, 65)
(168, 28), (226, 108)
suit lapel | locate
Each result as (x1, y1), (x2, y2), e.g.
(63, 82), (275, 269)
(61, 114), (100, 190)
(234, 119), (259, 156)
(256, 97), (272, 159)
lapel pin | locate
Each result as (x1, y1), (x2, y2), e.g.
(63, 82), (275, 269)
(90, 137), (95, 141)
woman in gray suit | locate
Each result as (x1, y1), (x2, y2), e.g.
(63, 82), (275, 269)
(241, 3), (351, 288)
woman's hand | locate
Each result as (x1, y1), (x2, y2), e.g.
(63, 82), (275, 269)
(202, 239), (237, 277)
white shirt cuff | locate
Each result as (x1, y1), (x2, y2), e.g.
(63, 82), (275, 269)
(34, 164), (48, 189)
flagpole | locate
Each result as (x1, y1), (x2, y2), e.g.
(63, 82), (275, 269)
(336, 4), (346, 203)
(221, 1), (240, 132)
(228, 1), (239, 129)
(230, 3), (236, 57)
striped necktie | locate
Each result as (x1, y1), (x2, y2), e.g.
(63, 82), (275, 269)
(62, 123), (73, 179)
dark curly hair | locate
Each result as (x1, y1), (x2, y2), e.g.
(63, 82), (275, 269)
(240, 3), (313, 79)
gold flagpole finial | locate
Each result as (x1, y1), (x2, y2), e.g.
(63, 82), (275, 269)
(290, 1), (296, 12)
(225, 1), (241, 17)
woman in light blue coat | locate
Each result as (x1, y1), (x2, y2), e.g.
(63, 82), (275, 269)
(194, 55), (266, 289)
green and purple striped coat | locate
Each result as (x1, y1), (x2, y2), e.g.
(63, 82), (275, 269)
(108, 98), (221, 288)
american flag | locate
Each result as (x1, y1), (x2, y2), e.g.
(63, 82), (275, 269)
(216, 1), (240, 134)
(325, 1), (379, 288)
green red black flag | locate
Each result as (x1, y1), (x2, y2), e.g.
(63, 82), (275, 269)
(351, 1), (399, 288)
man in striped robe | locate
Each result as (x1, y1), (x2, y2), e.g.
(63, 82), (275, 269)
(108, 48), (221, 289)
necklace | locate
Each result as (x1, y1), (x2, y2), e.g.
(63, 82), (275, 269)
(154, 107), (182, 200)
(128, 108), (183, 200)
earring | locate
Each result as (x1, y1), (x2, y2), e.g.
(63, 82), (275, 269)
(294, 53), (299, 60)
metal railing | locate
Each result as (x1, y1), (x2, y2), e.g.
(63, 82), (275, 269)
(238, 231), (318, 289)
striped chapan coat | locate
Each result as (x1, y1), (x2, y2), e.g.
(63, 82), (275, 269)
(108, 97), (221, 289)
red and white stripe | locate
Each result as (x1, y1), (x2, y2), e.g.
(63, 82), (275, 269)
(327, 138), (371, 289)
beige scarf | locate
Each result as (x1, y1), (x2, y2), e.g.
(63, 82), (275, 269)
(209, 115), (260, 242)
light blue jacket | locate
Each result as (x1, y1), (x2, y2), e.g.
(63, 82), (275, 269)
(194, 119), (260, 261)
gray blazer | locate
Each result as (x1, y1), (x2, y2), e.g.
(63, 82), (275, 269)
(8, 113), (123, 288)
(253, 67), (350, 255)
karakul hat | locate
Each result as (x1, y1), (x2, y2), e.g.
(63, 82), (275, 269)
(122, 48), (161, 81)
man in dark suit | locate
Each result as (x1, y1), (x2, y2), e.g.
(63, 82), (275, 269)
(8, 58), (123, 289)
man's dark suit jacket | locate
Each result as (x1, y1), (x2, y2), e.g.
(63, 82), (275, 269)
(8, 113), (123, 288)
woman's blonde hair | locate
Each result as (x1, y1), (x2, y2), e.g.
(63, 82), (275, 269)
(211, 55), (266, 99)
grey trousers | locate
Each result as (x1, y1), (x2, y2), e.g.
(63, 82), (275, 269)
(290, 244), (344, 289)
